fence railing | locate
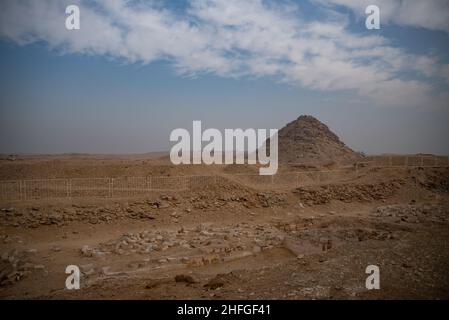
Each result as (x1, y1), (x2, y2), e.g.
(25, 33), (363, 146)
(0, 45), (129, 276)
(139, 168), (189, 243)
(1, 155), (448, 202)
(361, 155), (449, 168)
(287, 155), (449, 168)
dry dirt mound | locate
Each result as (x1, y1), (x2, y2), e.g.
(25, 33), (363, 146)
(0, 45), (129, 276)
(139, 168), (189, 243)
(276, 115), (362, 163)
(410, 168), (449, 193)
(0, 183), (288, 229)
(293, 181), (403, 205)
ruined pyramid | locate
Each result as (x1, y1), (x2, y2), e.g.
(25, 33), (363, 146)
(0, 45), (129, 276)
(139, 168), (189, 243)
(276, 115), (362, 163)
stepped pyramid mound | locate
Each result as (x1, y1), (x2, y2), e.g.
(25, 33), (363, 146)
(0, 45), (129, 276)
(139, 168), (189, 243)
(277, 115), (361, 163)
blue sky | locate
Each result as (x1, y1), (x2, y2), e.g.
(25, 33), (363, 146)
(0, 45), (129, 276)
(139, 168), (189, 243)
(0, 0), (448, 155)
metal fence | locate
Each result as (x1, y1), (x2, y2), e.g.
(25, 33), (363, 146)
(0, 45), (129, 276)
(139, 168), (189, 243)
(0, 174), (317, 201)
(1, 155), (448, 202)
(0, 176), (189, 201)
(362, 155), (449, 168)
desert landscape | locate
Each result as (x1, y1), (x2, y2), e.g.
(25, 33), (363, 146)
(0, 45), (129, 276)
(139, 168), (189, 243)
(1, 116), (448, 300)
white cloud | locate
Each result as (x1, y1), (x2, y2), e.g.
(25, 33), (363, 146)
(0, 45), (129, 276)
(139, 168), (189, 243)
(315, 0), (449, 33)
(0, 0), (448, 108)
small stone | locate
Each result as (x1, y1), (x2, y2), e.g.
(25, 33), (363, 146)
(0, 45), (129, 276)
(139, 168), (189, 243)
(204, 278), (224, 290)
(174, 274), (197, 284)
(81, 245), (93, 257)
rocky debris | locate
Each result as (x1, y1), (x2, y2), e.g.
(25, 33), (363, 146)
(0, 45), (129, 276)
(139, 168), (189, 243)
(374, 204), (449, 224)
(0, 249), (45, 287)
(256, 192), (287, 208)
(0, 189), (288, 229)
(79, 264), (96, 276)
(128, 211), (155, 220)
(299, 285), (331, 299)
(80, 245), (105, 258)
(0, 205), (118, 228)
(204, 272), (239, 290)
(0, 202), (155, 228)
(187, 179), (287, 210)
(294, 181), (402, 205)
(276, 215), (407, 256)
(272, 115), (362, 163)
(1, 234), (23, 244)
(174, 274), (197, 284)
(283, 236), (317, 256)
(79, 223), (285, 271)
(415, 169), (449, 193)
(145, 278), (170, 289)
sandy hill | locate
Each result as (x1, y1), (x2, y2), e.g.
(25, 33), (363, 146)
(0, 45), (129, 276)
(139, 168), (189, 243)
(276, 115), (362, 163)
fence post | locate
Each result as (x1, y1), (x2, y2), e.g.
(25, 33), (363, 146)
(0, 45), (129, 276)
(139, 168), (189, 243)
(110, 178), (114, 198)
(19, 180), (23, 201)
(23, 180), (27, 201)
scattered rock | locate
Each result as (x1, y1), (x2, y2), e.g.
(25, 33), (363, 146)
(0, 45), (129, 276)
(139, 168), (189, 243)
(174, 274), (197, 284)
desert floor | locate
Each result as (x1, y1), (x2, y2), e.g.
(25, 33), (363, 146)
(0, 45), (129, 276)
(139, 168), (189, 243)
(0, 155), (448, 299)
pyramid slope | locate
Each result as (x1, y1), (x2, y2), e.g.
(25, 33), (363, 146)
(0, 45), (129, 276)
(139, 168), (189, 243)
(277, 115), (361, 163)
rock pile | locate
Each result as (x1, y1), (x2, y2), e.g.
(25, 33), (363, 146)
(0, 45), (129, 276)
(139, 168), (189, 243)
(294, 181), (402, 205)
(0, 190), (287, 228)
(0, 249), (44, 287)
(417, 169), (449, 193)
(374, 204), (449, 224)
(79, 223), (286, 269)
(275, 115), (362, 163)
(276, 217), (396, 255)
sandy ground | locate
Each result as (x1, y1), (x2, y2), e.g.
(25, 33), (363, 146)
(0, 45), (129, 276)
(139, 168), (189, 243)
(0, 155), (448, 300)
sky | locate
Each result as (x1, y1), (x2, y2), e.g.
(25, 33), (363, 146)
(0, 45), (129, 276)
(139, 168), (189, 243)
(0, 0), (448, 155)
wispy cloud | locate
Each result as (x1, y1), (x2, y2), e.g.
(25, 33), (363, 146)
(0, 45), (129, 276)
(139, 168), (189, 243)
(315, 0), (449, 33)
(0, 0), (448, 108)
